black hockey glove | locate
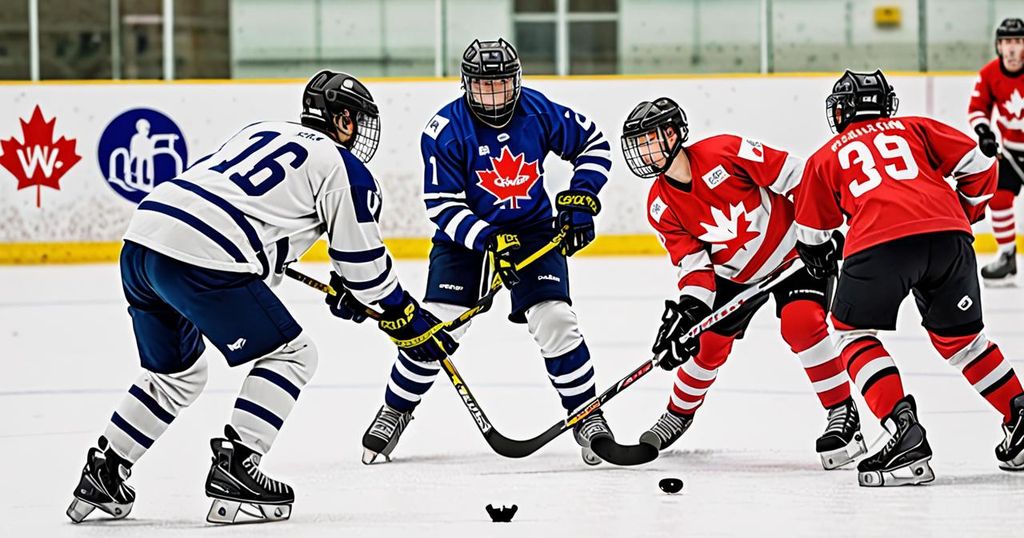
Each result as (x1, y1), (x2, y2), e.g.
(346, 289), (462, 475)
(555, 190), (601, 257)
(485, 232), (522, 289)
(325, 272), (368, 323)
(378, 292), (459, 362)
(796, 231), (845, 280)
(652, 296), (713, 371)
(974, 123), (999, 158)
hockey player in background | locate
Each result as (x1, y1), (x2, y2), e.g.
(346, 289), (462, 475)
(66, 71), (456, 524)
(359, 38), (615, 466)
(619, 97), (866, 470)
(796, 69), (1024, 487)
(969, 17), (1024, 284)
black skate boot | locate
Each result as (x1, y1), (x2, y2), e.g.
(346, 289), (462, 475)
(981, 247), (1017, 286)
(574, 411), (614, 466)
(816, 398), (867, 470)
(205, 425), (293, 524)
(996, 393), (1024, 471)
(66, 436), (135, 523)
(857, 395), (934, 487)
(639, 410), (694, 451)
(362, 404), (414, 464)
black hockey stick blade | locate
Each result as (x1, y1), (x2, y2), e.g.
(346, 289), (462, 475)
(590, 436), (659, 466)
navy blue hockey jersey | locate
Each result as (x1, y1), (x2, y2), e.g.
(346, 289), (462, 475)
(420, 87), (611, 251)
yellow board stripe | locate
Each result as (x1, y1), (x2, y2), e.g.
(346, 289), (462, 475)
(0, 233), (1017, 265)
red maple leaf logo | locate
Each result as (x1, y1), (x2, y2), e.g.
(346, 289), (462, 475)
(697, 201), (762, 262)
(0, 105), (81, 208)
(476, 146), (540, 209)
(720, 211), (760, 261)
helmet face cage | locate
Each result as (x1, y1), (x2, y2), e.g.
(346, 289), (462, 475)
(620, 98), (688, 179)
(996, 18), (1024, 52)
(825, 70), (898, 134)
(348, 111), (381, 163)
(461, 39), (523, 128)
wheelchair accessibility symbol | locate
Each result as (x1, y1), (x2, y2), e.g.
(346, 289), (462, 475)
(98, 108), (188, 203)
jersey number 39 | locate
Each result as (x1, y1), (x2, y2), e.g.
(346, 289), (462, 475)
(838, 133), (919, 198)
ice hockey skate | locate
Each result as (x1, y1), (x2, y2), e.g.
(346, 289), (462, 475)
(858, 395), (934, 487)
(205, 426), (293, 524)
(574, 411), (614, 465)
(816, 398), (867, 470)
(362, 404), (415, 464)
(639, 410), (694, 451)
(66, 436), (135, 523)
(981, 247), (1017, 286)
(996, 393), (1024, 470)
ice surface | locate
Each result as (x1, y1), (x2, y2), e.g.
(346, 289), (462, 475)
(2, 256), (1023, 537)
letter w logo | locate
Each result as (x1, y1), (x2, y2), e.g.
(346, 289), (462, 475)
(17, 146), (60, 178)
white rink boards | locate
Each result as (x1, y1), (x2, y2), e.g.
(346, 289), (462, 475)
(1, 256), (1023, 537)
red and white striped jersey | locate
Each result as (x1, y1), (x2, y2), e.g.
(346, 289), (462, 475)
(646, 134), (804, 308)
(968, 59), (1024, 151)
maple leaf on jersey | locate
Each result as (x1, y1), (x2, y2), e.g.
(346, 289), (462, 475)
(1005, 89), (1024, 119)
(476, 146), (541, 209)
(0, 106), (81, 207)
(698, 202), (761, 261)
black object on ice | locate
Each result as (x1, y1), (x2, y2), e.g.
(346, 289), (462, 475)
(486, 504), (518, 522)
(659, 478), (683, 494)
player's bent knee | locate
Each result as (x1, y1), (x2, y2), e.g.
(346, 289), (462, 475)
(424, 301), (473, 341)
(929, 330), (990, 366)
(525, 300), (584, 358)
(779, 300), (829, 351)
(145, 355), (209, 410)
(832, 327), (879, 353)
(254, 332), (319, 388)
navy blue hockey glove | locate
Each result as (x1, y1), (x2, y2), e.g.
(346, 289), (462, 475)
(325, 272), (368, 323)
(796, 231), (845, 280)
(378, 292), (458, 362)
(485, 232), (522, 289)
(652, 296), (712, 371)
(555, 190), (601, 257)
(974, 123), (999, 158)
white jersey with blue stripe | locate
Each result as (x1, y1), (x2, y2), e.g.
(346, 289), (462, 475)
(124, 121), (401, 305)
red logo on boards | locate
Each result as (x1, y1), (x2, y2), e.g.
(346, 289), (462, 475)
(476, 146), (540, 209)
(0, 106), (81, 207)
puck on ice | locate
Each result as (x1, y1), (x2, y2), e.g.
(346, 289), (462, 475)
(659, 478), (683, 494)
(486, 504), (518, 522)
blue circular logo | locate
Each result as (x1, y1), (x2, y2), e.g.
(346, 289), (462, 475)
(98, 108), (188, 203)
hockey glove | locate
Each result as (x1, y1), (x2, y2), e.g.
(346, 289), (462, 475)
(378, 292), (458, 362)
(555, 190), (601, 257)
(325, 272), (368, 323)
(796, 231), (845, 280)
(486, 232), (522, 289)
(652, 296), (712, 371)
(974, 123), (999, 158)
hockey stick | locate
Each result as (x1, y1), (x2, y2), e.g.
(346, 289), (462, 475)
(285, 224), (569, 349)
(287, 257), (806, 465)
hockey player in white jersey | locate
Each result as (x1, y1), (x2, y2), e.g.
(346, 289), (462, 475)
(65, 70), (457, 525)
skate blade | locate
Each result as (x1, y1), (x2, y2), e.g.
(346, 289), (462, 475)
(998, 451), (1024, 471)
(66, 497), (132, 523)
(581, 446), (602, 466)
(858, 457), (935, 487)
(207, 498), (291, 525)
(983, 278), (1017, 288)
(362, 448), (391, 465)
(820, 432), (867, 470)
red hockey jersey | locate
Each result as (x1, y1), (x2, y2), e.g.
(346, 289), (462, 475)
(795, 116), (996, 257)
(647, 134), (804, 308)
(968, 59), (1024, 151)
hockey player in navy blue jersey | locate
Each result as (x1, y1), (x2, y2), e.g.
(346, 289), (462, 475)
(360, 39), (614, 465)
(65, 71), (456, 525)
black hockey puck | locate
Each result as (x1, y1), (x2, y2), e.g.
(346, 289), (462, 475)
(486, 504), (518, 522)
(659, 478), (683, 494)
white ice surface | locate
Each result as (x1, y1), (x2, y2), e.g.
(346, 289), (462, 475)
(1, 256), (1023, 537)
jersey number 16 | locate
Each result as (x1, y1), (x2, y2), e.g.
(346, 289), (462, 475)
(210, 131), (309, 196)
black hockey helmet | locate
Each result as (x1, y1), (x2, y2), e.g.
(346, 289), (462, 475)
(996, 18), (1024, 53)
(825, 69), (899, 134)
(461, 38), (522, 128)
(620, 97), (689, 179)
(301, 70), (381, 163)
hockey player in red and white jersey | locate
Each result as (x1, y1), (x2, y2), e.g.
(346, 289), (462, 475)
(796, 69), (1024, 487)
(619, 98), (866, 470)
(969, 18), (1024, 283)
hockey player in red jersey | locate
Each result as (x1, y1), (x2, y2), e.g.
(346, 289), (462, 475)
(620, 97), (866, 470)
(796, 69), (1024, 487)
(969, 18), (1024, 284)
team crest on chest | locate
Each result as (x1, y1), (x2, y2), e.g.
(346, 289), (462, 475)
(697, 201), (762, 261)
(702, 165), (729, 189)
(476, 146), (540, 209)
